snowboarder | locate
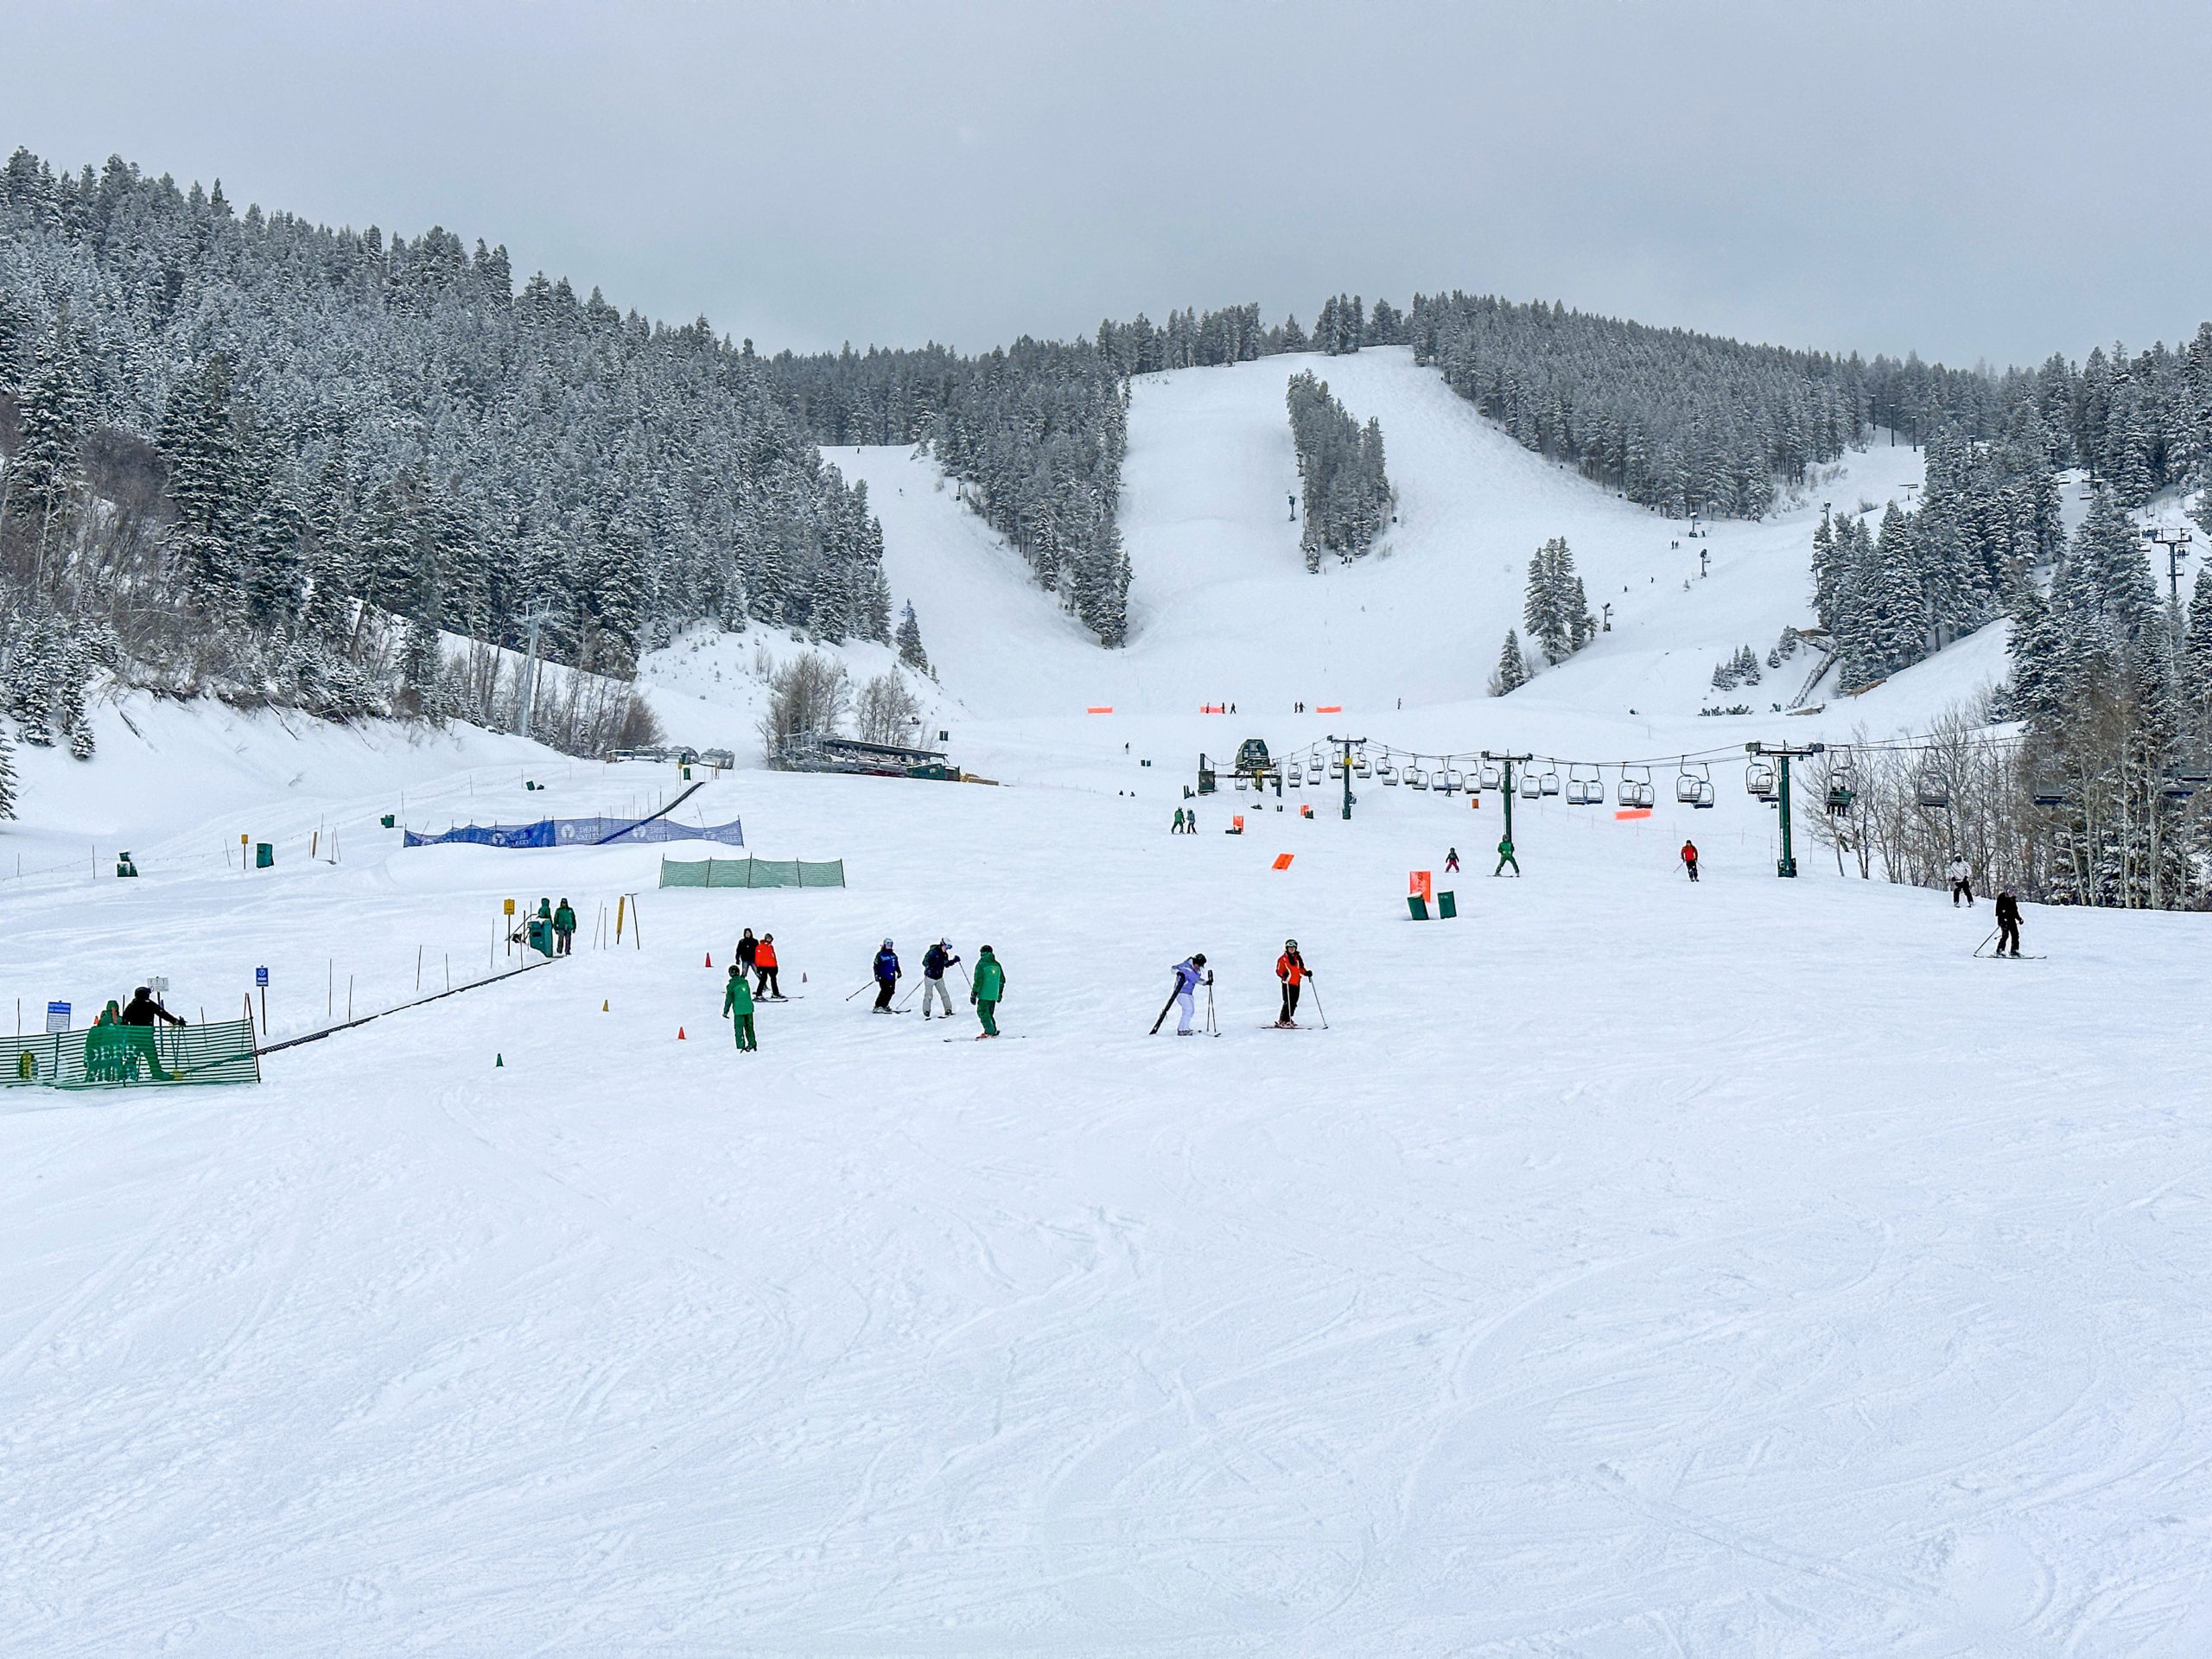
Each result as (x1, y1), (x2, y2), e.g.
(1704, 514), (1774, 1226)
(872, 938), (901, 1011)
(1681, 840), (1700, 882)
(970, 945), (1006, 1036)
(553, 897), (576, 955)
(737, 928), (759, 975)
(1948, 854), (1974, 906)
(722, 964), (758, 1052)
(1494, 836), (1520, 876)
(920, 938), (963, 1019)
(1172, 953), (1210, 1035)
(1274, 940), (1313, 1027)
(1445, 847), (1460, 874)
(753, 933), (782, 999)
(1173, 807), (1187, 835)
(1994, 887), (2023, 957)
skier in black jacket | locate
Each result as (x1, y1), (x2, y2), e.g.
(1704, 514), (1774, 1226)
(1994, 888), (2023, 957)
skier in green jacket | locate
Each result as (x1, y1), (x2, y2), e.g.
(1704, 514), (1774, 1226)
(1494, 835), (1520, 876)
(722, 964), (758, 1052)
(552, 898), (576, 956)
(969, 945), (1006, 1038)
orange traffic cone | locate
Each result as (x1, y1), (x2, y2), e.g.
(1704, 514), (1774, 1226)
(677, 1027), (686, 1040)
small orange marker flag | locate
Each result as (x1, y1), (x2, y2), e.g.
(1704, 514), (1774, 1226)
(1272, 853), (1294, 870)
(677, 1027), (686, 1040)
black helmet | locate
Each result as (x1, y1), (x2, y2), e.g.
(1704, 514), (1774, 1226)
(1285, 939), (1299, 950)
(1191, 952), (1207, 966)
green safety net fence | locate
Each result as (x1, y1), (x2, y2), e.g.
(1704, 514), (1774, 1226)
(3, 1016), (262, 1090)
(659, 856), (846, 890)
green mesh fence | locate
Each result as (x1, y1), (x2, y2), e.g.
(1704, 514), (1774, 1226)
(658, 856), (846, 890)
(3, 1016), (262, 1090)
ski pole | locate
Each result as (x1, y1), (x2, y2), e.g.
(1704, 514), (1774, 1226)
(1205, 976), (1217, 1036)
(845, 981), (875, 1002)
(1306, 976), (1327, 1030)
(1971, 927), (1998, 959)
(895, 978), (922, 1010)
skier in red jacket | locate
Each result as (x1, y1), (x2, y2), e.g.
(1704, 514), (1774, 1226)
(1681, 840), (1700, 882)
(1274, 940), (1313, 1027)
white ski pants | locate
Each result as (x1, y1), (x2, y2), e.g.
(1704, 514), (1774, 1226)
(1176, 988), (1195, 1033)
(922, 976), (956, 1015)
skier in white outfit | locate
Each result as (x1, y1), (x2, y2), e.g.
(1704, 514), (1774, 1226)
(1948, 854), (1974, 906)
(1173, 953), (1210, 1034)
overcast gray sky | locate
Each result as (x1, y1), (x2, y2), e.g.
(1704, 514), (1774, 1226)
(3, 1), (2204, 366)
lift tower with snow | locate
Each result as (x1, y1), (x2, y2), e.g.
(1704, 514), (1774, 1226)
(1327, 735), (1365, 821)
(1746, 741), (1824, 878)
(1482, 751), (1535, 855)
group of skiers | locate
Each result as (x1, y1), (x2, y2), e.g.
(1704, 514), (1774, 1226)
(1153, 941), (1319, 1035)
(1169, 807), (1200, 834)
(868, 938), (1008, 1037)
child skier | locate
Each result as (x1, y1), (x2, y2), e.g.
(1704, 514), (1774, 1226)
(722, 964), (757, 1052)
(1994, 887), (2023, 957)
(1681, 840), (1700, 881)
(1172, 953), (1211, 1035)
(1445, 847), (1461, 874)
(872, 938), (901, 1011)
(920, 938), (962, 1019)
(970, 945), (1006, 1037)
(1274, 940), (1313, 1027)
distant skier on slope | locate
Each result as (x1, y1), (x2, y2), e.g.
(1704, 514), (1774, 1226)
(1445, 847), (1460, 874)
(1172, 953), (1210, 1035)
(920, 938), (962, 1019)
(1494, 835), (1519, 876)
(970, 945), (1006, 1037)
(1994, 888), (2023, 957)
(1681, 839), (1700, 882)
(1274, 940), (1313, 1027)
(1173, 807), (1187, 834)
(872, 938), (901, 1011)
(1948, 854), (1974, 906)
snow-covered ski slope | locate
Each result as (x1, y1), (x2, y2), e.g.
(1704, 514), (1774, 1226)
(7, 739), (2212, 1653)
(832, 348), (1949, 723)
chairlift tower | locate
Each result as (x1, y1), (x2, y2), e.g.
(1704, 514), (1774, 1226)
(1326, 734), (1365, 820)
(513, 601), (556, 741)
(1482, 750), (1535, 853)
(2142, 524), (2194, 605)
(1746, 740), (1825, 878)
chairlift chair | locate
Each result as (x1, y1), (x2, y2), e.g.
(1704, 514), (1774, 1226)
(1695, 779), (1716, 808)
(1916, 767), (1951, 810)
(1745, 760), (1777, 798)
(1538, 763), (1561, 797)
(1619, 765), (1652, 807)
(1354, 757), (1371, 779)
(1675, 765), (1703, 804)
(1567, 765), (1601, 804)
(1306, 763), (1323, 785)
(1478, 760), (1503, 792)
(1408, 761), (1431, 791)
(1636, 780), (1656, 808)
(1376, 756), (1395, 779)
(1518, 766), (1541, 800)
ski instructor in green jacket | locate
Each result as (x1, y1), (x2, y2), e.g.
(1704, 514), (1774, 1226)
(722, 963), (758, 1052)
(969, 946), (1006, 1038)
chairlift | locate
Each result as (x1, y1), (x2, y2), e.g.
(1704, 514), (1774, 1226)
(1518, 766), (1542, 800)
(1618, 765), (1652, 807)
(1636, 780), (1656, 808)
(1916, 766), (1951, 810)
(1354, 755), (1371, 778)
(1478, 760), (1503, 792)
(1287, 766), (1303, 789)
(1538, 763), (1561, 797)
(1408, 761), (1431, 791)
(1443, 766), (1466, 795)
(1567, 765), (1601, 804)
(1375, 756), (1395, 779)
(1825, 751), (1857, 815)
(1695, 779), (1716, 808)
(1306, 763), (1323, 785)
(1745, 760), (1777, 798)
(1675, 763), (1703, 804)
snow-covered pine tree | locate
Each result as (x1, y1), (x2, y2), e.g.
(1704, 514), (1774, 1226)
(0, 720), (16, 817)
(896, 601), (931, 674)
(1491, 629), (1528, 696)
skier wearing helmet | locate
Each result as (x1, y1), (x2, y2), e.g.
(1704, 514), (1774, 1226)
(1274, 940), (1313, 1027)
(919, 938), (962, 1019)
(872, 938), (901, 1011)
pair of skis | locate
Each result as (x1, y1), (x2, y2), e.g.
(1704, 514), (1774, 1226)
(1148, 976), (1218, 1037)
